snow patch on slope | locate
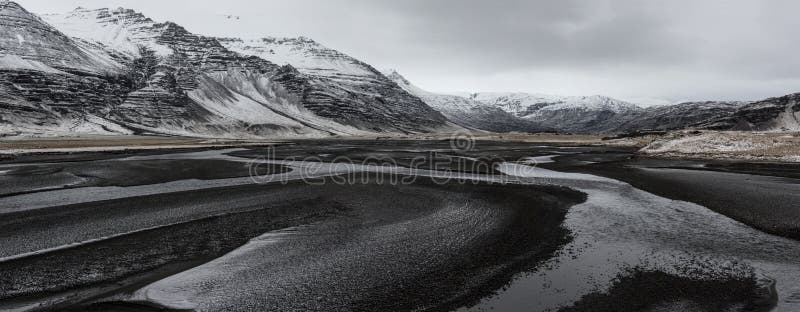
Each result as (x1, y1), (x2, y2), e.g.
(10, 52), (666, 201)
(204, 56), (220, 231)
(0, 54), (66, 74)
(0, 114), (133, 137)
(772, 101), (800, 131)
(43, 7), (173, 58)
(204, 70), (374, 136)
(220, 37), (377, 80)
(189, 74), (304, 127)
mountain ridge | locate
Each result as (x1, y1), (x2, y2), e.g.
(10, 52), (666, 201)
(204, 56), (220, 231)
(1, 1), (797, 137)
(0, 2), (455, 137)
(383, 70), (551, 133)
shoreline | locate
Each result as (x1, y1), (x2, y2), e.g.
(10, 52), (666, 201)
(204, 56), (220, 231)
(1, 142), (797, 311)
(0, 134), (607, 156)
(542, 150), (800, 240)
(0, 169), (587, 311)
(3, 132), (798, 165)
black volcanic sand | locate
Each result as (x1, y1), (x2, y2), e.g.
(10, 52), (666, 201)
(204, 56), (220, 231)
(3, 142), (791, 311)
(542, 150), (800, 240)
(0, 173), (586, 311)
(230, 139), (594, 175)
(0, 144), (298, 165)
(0, 147), (209, 165)
(348, 180), (586, 312)
(0, 180), (341, 301)
(0, 158), (287, 197)
(559, 269), (775, 312)
(690, 161), (800, 179)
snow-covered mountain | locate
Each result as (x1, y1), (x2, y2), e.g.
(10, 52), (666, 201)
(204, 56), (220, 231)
(383, 70), (550, 133)
(462, 92), (755, 134)
(465, 92), (638, 117)
(215, 37), (451, 134)
(0, 2), (453, 137)
(218, 37), (376, 83)
(616, 101), (747, 132)
(463, 92), (640, 133)
(0, 1), (133, 135)
(2, 1), (795, 138)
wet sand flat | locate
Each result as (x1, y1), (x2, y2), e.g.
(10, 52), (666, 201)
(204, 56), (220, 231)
(0, 146), (585, 311)
(544, 152), (800, 239)
(1, 141), (797, 311)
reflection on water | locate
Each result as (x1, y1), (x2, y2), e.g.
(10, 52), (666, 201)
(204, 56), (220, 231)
(4, 147), (800, 311)
(464, 162), (800, 311)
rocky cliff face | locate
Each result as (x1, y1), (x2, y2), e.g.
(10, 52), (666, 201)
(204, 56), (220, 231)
(0, 1), (123, 75)
(219, 37), (451, 134)
(0, 1), (133, 135)
(613, 101), (746, 132)
(0, 2), (452, 137)
(698, 93), (800, 131)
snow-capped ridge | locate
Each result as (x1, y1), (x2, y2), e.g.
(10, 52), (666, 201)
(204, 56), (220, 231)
(219, 36), (379, 81)
(466, 92), (640, 117)
(0, 1), (125, 74)
(383, 70), (547, 133)
(380, 69), (431, 96)
(4, 2), (450, 138)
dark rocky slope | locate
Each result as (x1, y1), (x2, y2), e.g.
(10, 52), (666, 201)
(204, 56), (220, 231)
(1, 2), (453, 137)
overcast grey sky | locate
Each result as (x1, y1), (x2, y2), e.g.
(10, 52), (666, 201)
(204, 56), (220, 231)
(17, 0), (800, 104)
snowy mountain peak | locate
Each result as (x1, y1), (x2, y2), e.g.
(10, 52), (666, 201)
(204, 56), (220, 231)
(380, 69), (430, 96)
(260, 36), (317, 45)
(60, 6), (154, 25)
(1, 0), (41, 21)
(466, 92), (639, 118)
(0, 1), (23, 10)
(382, 69), (407, 84)
(383, 70), (548, 133)
(218, 36), (380, 83)
(0, 1), (124, 75)
(381, 69), (404, 82)
(43, 7), (173, 58)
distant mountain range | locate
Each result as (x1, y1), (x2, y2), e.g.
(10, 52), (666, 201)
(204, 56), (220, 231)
(464, 92), (797, 133)
(383, 70), (551, 133)
(391, 72), (798, 133)
(0, 1), (797, 137)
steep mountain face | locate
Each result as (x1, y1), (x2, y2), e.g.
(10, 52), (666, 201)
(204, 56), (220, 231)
(465, 92), (640, 133)
(383, 70), (548, 133)
(698, 93), (800, 131)
(217, 37), (451, 133)
(0, 2), (123, 75)
(611, 101), (746, 132)
(1, 2), (452, 137)
(5, 1), (794, 137)
(37, 7), (310, 137)
(0, 1), (131, 135)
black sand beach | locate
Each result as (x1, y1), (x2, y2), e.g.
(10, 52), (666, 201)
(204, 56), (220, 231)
(0, 141), (796, 311)
(0, 144), (586, 311)
(542, 150), (800, 240)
